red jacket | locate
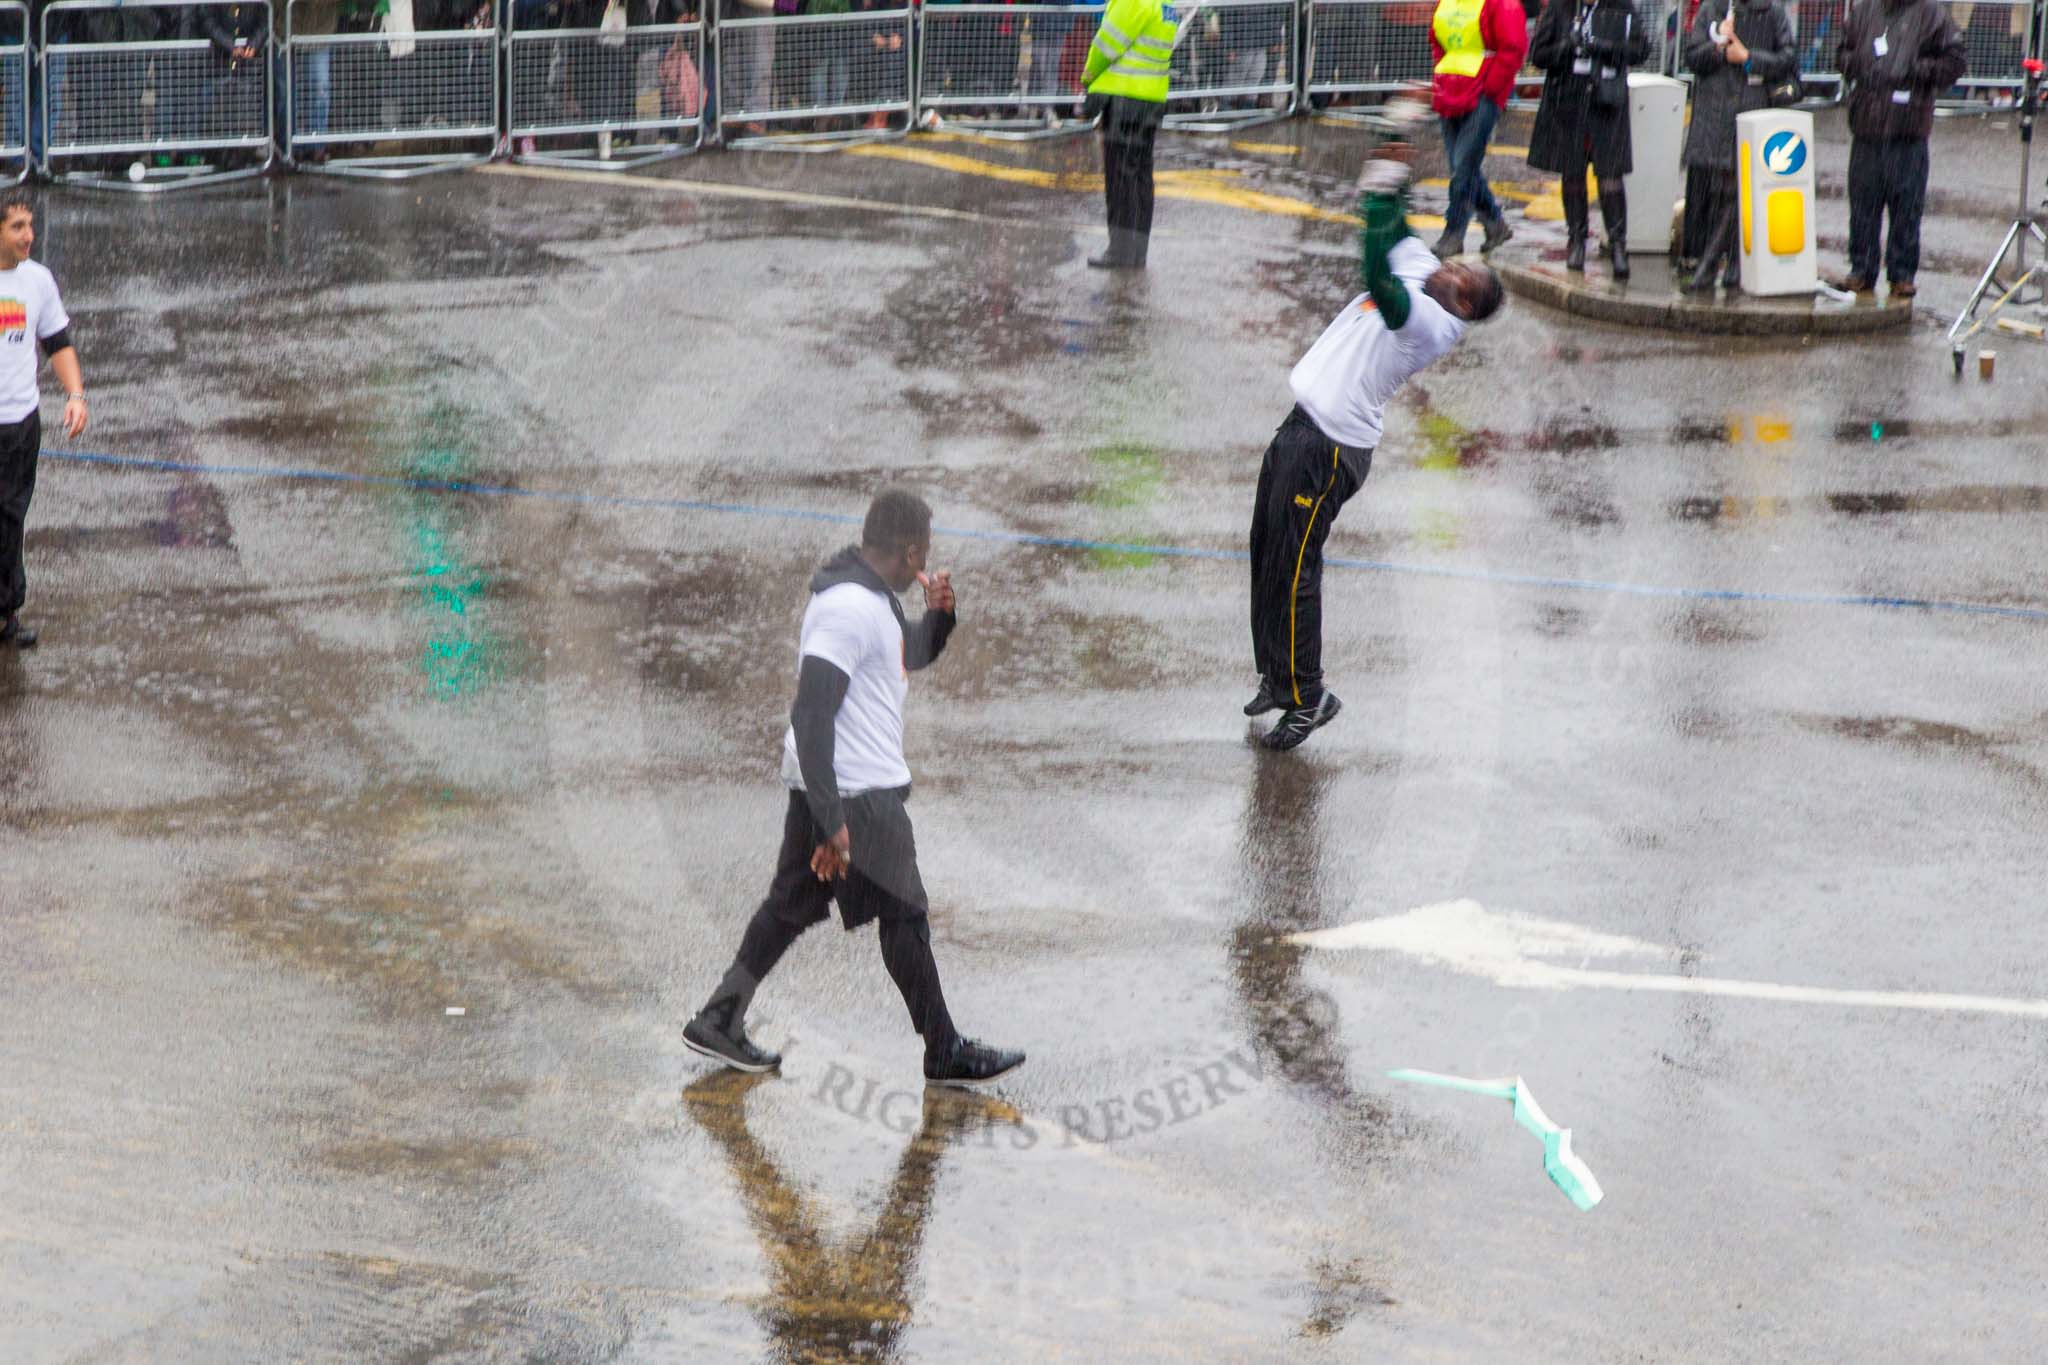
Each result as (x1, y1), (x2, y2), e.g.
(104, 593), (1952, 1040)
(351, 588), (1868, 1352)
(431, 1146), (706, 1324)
(1429, 0), (1530, 117)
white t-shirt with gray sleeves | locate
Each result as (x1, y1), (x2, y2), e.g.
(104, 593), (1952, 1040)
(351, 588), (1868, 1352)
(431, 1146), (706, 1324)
(0, 260), (69, 425)
(780, 581), (913, 797)
(1288, 236), (1466, 451)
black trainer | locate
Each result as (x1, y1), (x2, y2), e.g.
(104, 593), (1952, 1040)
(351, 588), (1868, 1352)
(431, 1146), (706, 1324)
(1260, 690), (1342, 751)
(1243, 681), (1281, 717)
(683, 1012), (781, 1074)
(925, 1037), (1027, 1088)
(1, 615), (36, 649)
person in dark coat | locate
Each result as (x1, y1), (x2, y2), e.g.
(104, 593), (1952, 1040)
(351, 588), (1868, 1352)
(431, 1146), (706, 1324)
(1834, 0), (1966, 298)
(1527, 0), (1650, 278)
(1681, 0), (1796, 291)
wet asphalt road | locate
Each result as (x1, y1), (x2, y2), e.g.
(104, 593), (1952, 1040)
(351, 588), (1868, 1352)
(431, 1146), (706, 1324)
(4, 108), (2048, 1362)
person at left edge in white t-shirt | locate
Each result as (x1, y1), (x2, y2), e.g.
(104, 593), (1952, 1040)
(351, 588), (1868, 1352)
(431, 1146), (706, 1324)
(0, 189), (89, 651)
(684, 488), (1027, 1090)
(1245, 142), (1503, 751)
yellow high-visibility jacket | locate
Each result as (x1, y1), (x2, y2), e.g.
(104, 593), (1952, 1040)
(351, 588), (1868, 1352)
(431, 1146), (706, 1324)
(1083, 0), (1178, 103)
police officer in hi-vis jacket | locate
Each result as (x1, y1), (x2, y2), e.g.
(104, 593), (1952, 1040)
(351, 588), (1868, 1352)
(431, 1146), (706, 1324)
(1081, 0), (1178, 270)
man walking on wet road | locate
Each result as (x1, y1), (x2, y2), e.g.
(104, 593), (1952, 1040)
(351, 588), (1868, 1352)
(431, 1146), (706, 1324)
(1245, 144), (1503, 750)
(0, 189), (88, 652)
(684, 489), (1027, 1088)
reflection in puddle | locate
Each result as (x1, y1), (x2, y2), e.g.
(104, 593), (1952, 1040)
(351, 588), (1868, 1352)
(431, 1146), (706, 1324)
(684, 1071), (1021, 1361)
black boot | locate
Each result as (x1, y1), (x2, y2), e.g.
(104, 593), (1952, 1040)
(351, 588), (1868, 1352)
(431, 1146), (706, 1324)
(1600, 190), (1629, 281)
(0, 614), (35, 649)
(1089, 228), (1145, 270)
(1562, 178), (1588, 272)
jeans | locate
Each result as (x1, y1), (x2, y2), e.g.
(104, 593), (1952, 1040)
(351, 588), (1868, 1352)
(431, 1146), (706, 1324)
(300, 45), (332, 137)
(1437, 99), (1502, 236)
(1028, 12), (1074, 96)
(810, 47), (850, 110)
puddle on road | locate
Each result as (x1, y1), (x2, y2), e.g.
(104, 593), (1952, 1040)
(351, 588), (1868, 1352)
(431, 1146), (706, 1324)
(1825, 486), (2048, 517)
(1671, 484), (2048, 523)
(1786, 713), (2046, 791)
(319, 1135), (535, 1185)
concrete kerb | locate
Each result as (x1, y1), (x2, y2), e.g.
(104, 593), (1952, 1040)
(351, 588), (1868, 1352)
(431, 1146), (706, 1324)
(1492, 248), (1915, 337)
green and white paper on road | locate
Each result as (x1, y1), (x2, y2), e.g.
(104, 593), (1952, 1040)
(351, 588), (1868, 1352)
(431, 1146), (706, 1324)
(1385, 1070), (1604, 1212)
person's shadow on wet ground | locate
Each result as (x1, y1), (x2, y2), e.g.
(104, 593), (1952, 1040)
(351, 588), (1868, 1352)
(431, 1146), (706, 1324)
(682, 1071), (1021, 1362)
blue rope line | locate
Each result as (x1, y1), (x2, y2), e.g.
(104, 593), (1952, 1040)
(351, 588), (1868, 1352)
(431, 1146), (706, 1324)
(42, 449), (2048, 623)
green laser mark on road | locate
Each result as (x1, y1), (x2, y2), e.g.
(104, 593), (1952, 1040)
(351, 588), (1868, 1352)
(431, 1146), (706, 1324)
(403, 408), (502, 698)
(1084, 444), (1165, 569)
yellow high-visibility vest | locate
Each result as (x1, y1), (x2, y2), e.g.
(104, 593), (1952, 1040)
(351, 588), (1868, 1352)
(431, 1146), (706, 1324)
(1085, 0), (1178, 103)
(1433, 0), (1489, 79)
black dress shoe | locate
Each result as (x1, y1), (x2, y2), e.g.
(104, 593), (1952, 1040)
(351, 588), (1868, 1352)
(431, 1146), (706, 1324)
(0, 615), (35, 649)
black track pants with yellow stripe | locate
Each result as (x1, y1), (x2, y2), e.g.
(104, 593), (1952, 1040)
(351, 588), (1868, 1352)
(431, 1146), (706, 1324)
(1249, 407), (1367, 708)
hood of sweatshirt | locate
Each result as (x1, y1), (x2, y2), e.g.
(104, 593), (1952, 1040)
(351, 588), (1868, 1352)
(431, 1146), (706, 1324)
(810, 545), (908, 626)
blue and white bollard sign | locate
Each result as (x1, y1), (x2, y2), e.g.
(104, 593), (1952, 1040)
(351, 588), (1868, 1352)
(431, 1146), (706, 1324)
(1736, 108), (1818, 297)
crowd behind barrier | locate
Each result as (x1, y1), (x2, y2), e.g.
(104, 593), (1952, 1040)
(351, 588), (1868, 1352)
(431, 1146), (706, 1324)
(0, 0), (2039, 183)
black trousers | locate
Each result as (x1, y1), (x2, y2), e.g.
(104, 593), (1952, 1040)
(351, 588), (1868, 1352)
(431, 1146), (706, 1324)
(1691, 167), (1739, 276)
(1848, 136), (1930, 284)
(1249, 407), (1366, 708)
(1100, 96), (1163, 239)
(717, 790), (959, 1056)
(0, 410), (41, 619)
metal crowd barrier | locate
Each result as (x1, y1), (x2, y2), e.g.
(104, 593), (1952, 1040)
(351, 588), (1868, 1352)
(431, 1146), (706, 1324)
(1166, 0), (1297, 131)
(917, 2), (1100, 139)
(1945, 0), (2043, 103)
(286, 0), (497, 177)
(0, 4), (27, 183)
(714, 0), (912, 149)
(508, 3), (706, 168)
(41, 0), (274, 190)
(1304, 0), (1432, 113)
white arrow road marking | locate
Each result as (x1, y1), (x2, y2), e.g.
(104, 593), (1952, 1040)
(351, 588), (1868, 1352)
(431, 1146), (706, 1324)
(1288, 899), (2048, 1020)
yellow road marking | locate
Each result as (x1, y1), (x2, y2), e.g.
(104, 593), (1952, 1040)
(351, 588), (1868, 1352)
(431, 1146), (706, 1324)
(1486, 144), (1530, 157)
(485, 151), (1442, 236)
(850, 141), (1367, 225)
(1230, 140), (1300, 155)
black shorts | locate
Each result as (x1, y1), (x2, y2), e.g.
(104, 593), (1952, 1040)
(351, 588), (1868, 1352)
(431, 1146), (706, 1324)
(763, 786), (929, 932)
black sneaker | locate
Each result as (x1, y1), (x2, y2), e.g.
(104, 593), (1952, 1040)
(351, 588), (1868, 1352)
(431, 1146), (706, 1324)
(1260, 690), (1342, 751)
(0, 615), (35, 649)
(925, 1037), (1027, 1088)
(683, 1013), (781, 1074)
(1243, 680), (1281, 717)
